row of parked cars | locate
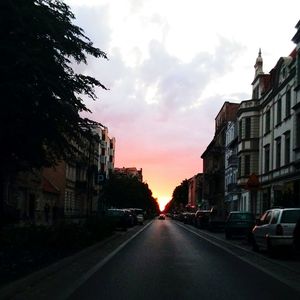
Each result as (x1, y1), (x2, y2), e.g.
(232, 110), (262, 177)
(172, 207), (300, 255)
(106, 208), (145, 231)
(172, 210), (216, 229)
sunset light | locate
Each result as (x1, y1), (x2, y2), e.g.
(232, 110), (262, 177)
(3, 1), (300, 298)
(157, 196), (170, 212)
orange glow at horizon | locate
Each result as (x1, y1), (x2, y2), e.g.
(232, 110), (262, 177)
(157, 196), (171, 212)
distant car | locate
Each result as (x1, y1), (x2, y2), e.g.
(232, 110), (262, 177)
(224, 211), (255, 239)
(158, 214), (165, 220)
(252, 208), (300, 254)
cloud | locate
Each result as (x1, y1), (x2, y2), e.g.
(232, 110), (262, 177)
(66, 0), (259, 199)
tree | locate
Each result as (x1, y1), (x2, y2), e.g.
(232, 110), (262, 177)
(166, 179), (189, 212)
(0, 0), (107, 176)
(0, 0), (108, 223)
(103, 174), (159, 216)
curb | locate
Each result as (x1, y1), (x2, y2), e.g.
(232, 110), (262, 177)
(0, 232), (122, 300)
(0, 220), (153, 300)
(178, 221), (300, 275)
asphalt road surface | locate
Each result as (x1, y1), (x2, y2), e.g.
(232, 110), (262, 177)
(68, 219), (300, 300)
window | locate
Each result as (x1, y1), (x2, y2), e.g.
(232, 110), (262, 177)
(276, 137), (281, 168)
(245, 155), (250, 176)
(285, 90), (291, 118)
(298, 52), (300, 85)
(271, 210), (280, 224)
(297, 114), (300, 148)
(262, 211), (272, 225)
(265, 110), (271, 133)
(284, 131), (290, 164)
(245, 117), (251, 139)
(282, 67), (286, 79)
(277, 98), (282, 124)
(264, 144), (270, 173)
(239, 120), (242, 140)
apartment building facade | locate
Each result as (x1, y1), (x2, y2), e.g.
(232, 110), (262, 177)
(5, 124), (116, 225)
(237, 22), (300, 215)
(201, 102), (239, 215)
(224, 120), (240, 211)
(187, 173), (203, 209)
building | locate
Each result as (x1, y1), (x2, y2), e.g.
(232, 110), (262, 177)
(187, 173), (203, 209)
(201, 102), (239, 216)
(251, 23), (300, 212)
(224, 120), (240, 211)
(95, 125), (116, 182)
(4, 124), (116, 225)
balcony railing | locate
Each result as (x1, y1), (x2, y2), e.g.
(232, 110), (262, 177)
(228, 155), (238, 166)
(227, 183), (238, 192)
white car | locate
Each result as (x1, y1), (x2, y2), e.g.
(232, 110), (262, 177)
(252, 208), (300, 253)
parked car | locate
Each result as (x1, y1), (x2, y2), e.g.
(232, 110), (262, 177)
(224, 211), (255, 239)
(195, 210), (210, 229)
(293, 217), (300, 252)
(252, 208), (300, 254)
(136, 213), (144, 225)
(123, 209), (135, 227)
(128, 208), (145, 225)
(208, 207), (227, 231)
(182, 212), (195, 225)
(106, 209), (129, 231)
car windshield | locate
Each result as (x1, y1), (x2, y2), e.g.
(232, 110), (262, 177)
(281, 210), (300, 223)
(107, 210), (124, 216)
(230, 213), (254, 220)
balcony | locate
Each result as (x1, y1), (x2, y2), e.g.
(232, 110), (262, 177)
(227, 183), (238, 192)
(227, 155), (238, 166)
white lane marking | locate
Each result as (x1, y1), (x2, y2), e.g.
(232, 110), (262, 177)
(62, 221), (153, 299)
(176, 222), (300, 293)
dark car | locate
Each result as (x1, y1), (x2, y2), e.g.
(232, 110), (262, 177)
(224, 211), (255, 239)
(195, 210), (210, 229)
(106, 209), (129, 231)
(294, 218), (300, 252)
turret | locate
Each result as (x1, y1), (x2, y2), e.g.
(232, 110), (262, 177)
(254, 48), (264, 78)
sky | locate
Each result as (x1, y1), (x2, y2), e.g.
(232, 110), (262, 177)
(65, 0), (300, 210)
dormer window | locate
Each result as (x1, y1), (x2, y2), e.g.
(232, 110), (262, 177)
(280, 66), (287, 84)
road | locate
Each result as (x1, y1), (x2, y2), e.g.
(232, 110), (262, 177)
(68, 219), (300, 300)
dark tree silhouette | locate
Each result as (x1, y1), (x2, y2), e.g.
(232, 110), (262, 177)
(0, 0), (107, 175)
(103, 174), (159, 216)
(165, 179), (189, 212)
(0, 0), (108, 222)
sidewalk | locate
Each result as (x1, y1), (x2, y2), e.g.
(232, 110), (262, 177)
(0, 223), (148, 300)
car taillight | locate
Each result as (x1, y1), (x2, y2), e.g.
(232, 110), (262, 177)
(276, 224), (283, 235)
